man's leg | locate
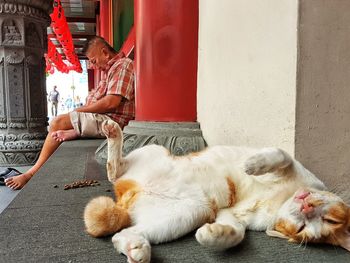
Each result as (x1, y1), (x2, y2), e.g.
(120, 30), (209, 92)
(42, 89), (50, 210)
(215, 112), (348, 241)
(52, 112), (113, 142)
(51, 103), (54, 116)
(54, 102), (58, 116)
(51, 129), (79, 142)
(5, 113), (74, 190)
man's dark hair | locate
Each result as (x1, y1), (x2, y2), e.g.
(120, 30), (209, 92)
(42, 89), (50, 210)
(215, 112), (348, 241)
(82, 36), (117, 55)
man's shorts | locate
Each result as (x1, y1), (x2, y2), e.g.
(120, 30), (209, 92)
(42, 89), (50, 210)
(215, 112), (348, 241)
(69, 112), (116, 138)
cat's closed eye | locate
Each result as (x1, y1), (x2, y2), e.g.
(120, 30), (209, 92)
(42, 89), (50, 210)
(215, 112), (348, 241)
(322, 217), (341, 225)
(296, 224), (305, 234)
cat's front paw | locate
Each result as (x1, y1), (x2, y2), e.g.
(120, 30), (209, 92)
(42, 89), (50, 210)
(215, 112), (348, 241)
(195, 223), (242, 250)
(102, 121), (122, 139)
(244, 154), (274, 175)
(244, 148), (292, 175)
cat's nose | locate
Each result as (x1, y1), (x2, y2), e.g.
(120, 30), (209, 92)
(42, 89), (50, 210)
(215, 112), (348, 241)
(301, 201), (314, 214)
(295, 191), (310, 201)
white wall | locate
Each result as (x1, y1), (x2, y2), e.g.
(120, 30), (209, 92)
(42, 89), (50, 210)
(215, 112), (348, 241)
(197, 0), (298, 154)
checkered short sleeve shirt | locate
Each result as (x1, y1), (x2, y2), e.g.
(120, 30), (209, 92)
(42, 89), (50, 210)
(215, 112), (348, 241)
(86, 53), (135, 128)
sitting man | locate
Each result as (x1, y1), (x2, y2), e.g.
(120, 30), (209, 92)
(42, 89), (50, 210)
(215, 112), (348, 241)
(5, 36), (135, 190)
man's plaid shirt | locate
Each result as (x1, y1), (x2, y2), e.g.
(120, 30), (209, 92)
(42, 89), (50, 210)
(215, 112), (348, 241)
(86, 53), (135, 128)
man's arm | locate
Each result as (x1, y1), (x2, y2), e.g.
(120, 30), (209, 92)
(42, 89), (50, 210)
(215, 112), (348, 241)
(75, 95), (122, 114)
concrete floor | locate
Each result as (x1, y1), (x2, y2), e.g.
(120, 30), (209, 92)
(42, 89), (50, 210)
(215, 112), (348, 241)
(1, 141), (350, 263)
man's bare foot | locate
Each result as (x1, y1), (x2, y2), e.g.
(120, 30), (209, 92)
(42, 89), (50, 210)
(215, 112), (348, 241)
(5, 173), (33, 190)
(51, 129), (79, 142)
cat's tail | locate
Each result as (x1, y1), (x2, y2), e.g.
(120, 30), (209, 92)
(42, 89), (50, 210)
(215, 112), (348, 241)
(84, 196), (131, 237)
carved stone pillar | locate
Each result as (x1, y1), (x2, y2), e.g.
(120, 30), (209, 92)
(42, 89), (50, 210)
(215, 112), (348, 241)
(0, 0), (53, 166)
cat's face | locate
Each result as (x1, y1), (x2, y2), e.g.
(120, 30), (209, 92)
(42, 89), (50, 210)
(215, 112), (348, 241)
(267, 188), (350, 251)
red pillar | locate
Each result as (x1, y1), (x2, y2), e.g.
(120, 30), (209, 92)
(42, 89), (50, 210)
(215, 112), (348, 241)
(134, 0), (198, 122)
(99, 0), (112, 44)
(87, 69), (95, 91)
(95, 0), (113, 90)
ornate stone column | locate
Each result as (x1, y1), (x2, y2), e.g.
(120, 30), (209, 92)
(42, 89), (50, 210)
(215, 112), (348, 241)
(0, 0), (53, 166)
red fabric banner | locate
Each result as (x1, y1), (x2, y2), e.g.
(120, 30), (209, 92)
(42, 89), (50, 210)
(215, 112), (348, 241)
(46, 0), (82, 73)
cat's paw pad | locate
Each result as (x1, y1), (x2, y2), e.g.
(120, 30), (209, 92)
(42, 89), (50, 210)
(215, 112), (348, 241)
(195, 223), (238, 250)
(244, 154), (273, 175)
(102, 121), (122, 139)
(112, 232), (151, 263)
(126, 240), (151, 263)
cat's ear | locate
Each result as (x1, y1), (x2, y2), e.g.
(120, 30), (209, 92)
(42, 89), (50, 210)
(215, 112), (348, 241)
(266, 229), (289, 239)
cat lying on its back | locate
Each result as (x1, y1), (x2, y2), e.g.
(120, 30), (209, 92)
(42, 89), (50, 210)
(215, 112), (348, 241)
(84, 121), (350, 263)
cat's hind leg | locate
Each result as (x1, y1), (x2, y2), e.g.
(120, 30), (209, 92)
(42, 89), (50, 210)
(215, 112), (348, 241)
(195, 208), (246, 250)
(101, 120), (125, 182)
(112, 195), (214, 262)
(112, 228), (151, 263)
(244, 147), (292, 175)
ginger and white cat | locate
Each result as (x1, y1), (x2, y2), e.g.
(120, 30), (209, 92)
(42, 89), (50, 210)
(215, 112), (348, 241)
(84, 121), (350, 263)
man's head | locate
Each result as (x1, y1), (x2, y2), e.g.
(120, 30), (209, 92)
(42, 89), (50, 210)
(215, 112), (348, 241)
(53, 85), (57, 91)
(83, 36), (117, 71)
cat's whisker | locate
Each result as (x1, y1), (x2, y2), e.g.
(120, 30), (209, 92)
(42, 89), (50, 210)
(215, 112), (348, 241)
(303, 238), (308, 250)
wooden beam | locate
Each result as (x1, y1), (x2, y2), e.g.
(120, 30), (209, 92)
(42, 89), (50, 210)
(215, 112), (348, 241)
(48, 34), (94, 39)
(66, 17), (96, 23)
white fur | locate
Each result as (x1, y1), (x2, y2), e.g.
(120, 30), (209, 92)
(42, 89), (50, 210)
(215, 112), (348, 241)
(93, 121), (343, 263)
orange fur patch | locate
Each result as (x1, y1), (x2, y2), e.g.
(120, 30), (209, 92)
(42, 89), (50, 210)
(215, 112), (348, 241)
(207, 199), (219, 223)
(323, 203), (350, 246)
(305, 198), (324, 210)
(226, 177), (236, 207)
(274, 219), (298, 237)
(247, 200), (264, 213)
(114, 179), (141, 210)
(326, 203), (348, 223)
(188, 151), (203, 157)
(84, 196), (131, 237)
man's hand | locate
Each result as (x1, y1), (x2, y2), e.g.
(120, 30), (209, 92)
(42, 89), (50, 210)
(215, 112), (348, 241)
(75, 95), (122, 114)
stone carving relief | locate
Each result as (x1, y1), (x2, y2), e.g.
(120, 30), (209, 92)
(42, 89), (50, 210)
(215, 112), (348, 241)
(6, 52), (25, 120)
(0, 131), (46, 165)
(6, 51), (24, 64)
(95, 122), (207, 165)
(0, 151), (40, 166)
(2, 19), (21, 45)
(8, 118), (26, 129)
(0, 132), (46, 149)
(0, 58), (5, 119)
(25, 22), (41, 47)
(26, 54), (44, 118)
(0, 1), (52, 22)
(29, 117), (47, 128)
(0, 117), (6, 129)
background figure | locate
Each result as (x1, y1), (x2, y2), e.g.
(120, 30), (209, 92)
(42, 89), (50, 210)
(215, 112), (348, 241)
(48, 85), (60, 116)
(74, 95), (82, 109)
(65, 95), (73, 112)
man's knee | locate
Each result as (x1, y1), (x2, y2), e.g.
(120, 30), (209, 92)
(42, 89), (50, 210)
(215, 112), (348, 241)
(49, 114), (70, 132)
